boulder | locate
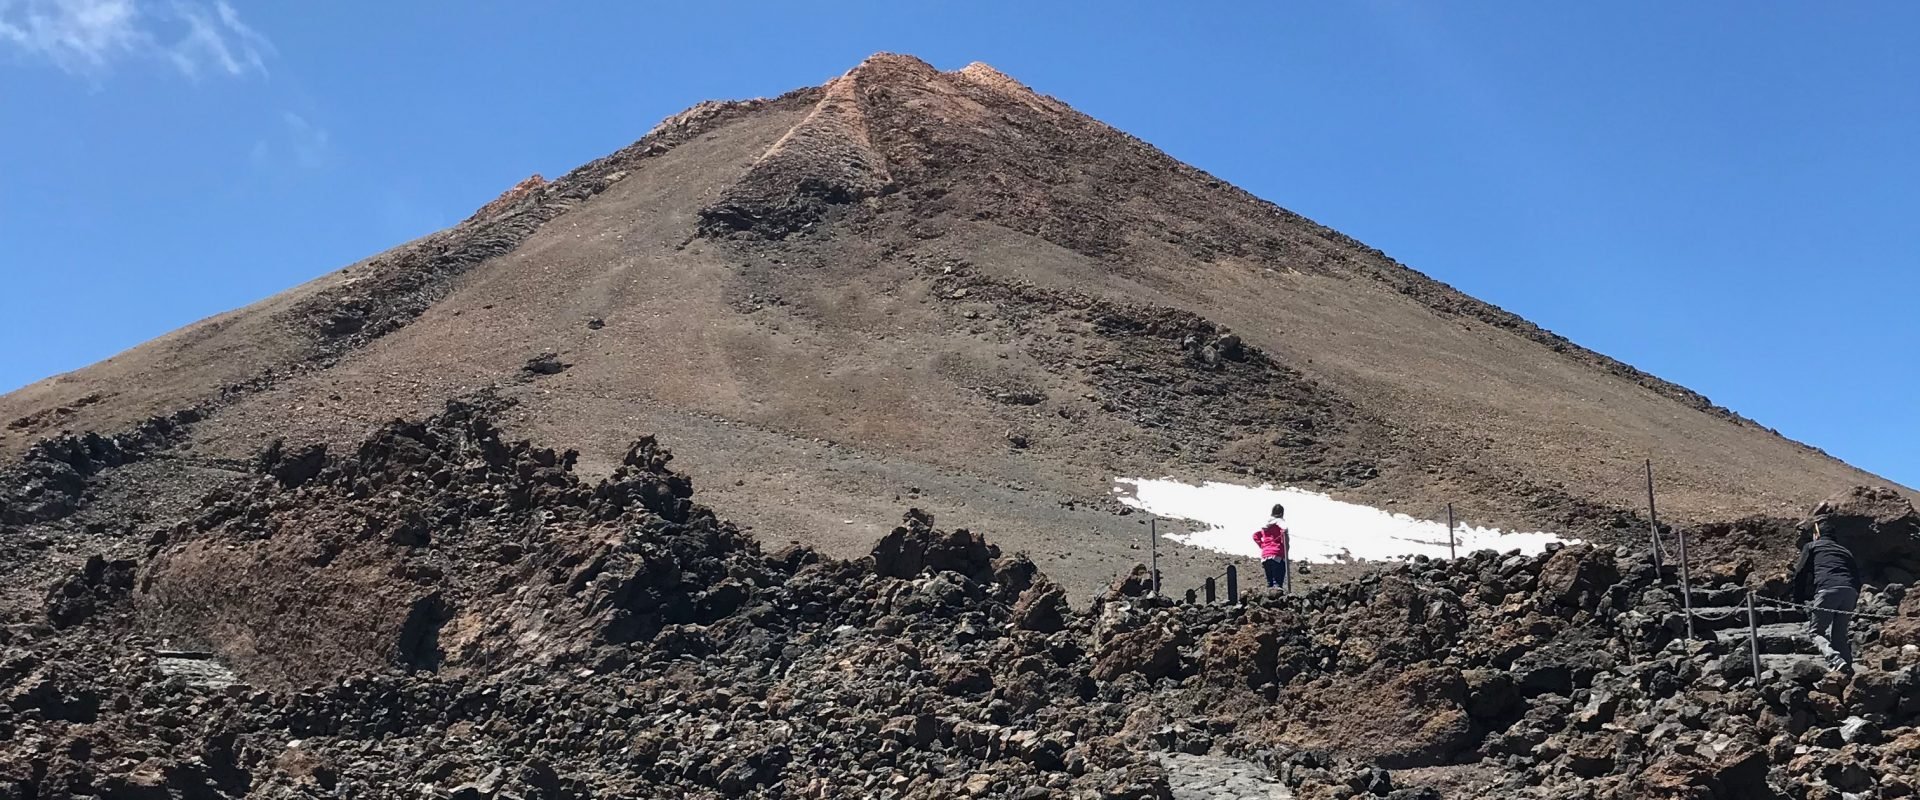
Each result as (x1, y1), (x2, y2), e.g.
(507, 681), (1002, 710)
(257, 439), (328, 489)
(1811, 486), (1920, 581)
(1011, 579), (1070, 633)
(992, 554), (1038, 600)
(1537, 545), (1620, 613)
(45, 554), (136, 628)
(1563, 733), (1618, 778)
(1635, 753), (1714, 798)
(1274, 666), (1478, 769)
(1881, 592), (1920, 647)
(1842, 670), (1898, 716)
(1199, 613), (1280, 688)
(870, 509), (1001, 583)
(1461, 669), (1521, 726)
(1106, 564), (1155, 600)
(1711, 745), (1772, 799)
(1092, 625), (1180, 682)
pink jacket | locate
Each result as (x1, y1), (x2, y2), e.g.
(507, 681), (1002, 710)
(1252, 522), (1288, 560)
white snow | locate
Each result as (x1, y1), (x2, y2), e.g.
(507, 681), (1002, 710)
(1114, 477), (1576, 563)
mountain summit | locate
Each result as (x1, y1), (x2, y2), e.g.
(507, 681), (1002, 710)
(0, 54), (1901, 593)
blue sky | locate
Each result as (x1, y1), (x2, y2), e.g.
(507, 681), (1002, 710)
(1, 2), (1914, 486)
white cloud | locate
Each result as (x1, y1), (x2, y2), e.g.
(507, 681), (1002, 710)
(0, 0), (272, 79)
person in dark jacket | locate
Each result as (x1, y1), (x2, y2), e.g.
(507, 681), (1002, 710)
(1792, 521), (1864, 670)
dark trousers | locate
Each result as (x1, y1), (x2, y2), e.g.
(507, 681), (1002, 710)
(1262, 558), (1289, 592)
(1808, 586), (1858, 668)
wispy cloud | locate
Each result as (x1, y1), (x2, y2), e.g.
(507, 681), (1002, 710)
(0, 0), (144, 75)
(0, 0), (272, 79)
(165, 0), (269, 78)
(281, 111), (328, 168)
(251, 110), (330, 171)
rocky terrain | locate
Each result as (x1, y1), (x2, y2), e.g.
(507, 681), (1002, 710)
(6, 401), (1920, 798)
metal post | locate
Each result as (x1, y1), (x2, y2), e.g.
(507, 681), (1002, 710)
(1746, 590), (1764, 687)
(1204, 576), (1217, 604)
(1646, 459), (1664, 574)
(1226, 565), (1239, 604)
(1149, 518), (1161, 598)
(1677, 525), (1695, 643)
(1184, 588), (1197, 605)
(1447, 503), (1456, 561)
(1644, 460), (1693, 641)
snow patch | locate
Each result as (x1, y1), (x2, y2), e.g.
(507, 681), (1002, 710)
(1114, 477), (1575, 563)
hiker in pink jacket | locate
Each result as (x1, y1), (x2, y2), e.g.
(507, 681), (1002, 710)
(1252, 504), (1289, 592)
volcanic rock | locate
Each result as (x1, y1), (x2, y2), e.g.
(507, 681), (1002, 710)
(45, 554), (135, 628)
(1812, 486), (1920, 581)
(1011, 578), (1070, 633)
(870, 509), (1000, 583)
(1092, 624), (1181, 682)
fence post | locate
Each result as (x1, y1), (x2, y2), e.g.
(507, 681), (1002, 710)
(1226, 565), (1239, 604)
(1645, 460), (1693, 640)
(1646, 459), (1664, 575)
(1746, 590), (1763, 688)
(1677, 526), (1695, 643)
(1149, 518), (1161, 599)
(1204, 576), (1217, 604)
(1447, 503), (1456, 561)
(1184, 588), (1196, 604)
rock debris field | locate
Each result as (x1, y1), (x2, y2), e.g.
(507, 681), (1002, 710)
(6, 400), (1920, 798)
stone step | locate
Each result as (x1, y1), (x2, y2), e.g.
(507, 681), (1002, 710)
(1680, 586), (1753, 608)
(1688, 605), (1806, 631)
(1713, 652), (1834, 683)
(1761, 654), (1834, 683)
(156, 653), (239, 689)
(1720, 623), (1823, 656)
(1157, 752), (1292, 799)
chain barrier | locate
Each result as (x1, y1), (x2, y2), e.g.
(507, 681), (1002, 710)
(1169, 566), (1234, 606)
(1149, 461), (1755, 623)
(1131, 457), (1907, 698)
(1688, 606), (1747, 622)
(1751, 595), (1911, 622)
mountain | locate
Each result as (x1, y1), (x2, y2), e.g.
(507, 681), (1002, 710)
(0, 54), (1902, 597)
(9, 51), (1920, 800)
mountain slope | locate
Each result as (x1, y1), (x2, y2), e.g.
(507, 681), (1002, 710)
(0, 54), (1902, 596)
